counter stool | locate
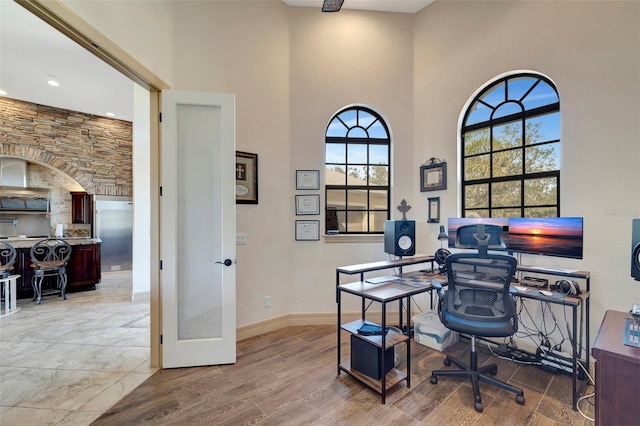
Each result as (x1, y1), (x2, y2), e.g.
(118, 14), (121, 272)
(0, 241), (17, 308)
(30, 238), (72, 304)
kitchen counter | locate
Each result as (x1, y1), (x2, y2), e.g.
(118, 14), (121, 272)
(3, 237), (101, 249)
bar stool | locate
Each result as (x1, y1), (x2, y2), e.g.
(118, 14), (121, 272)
(0, 241), (17, 308)
(30, 238), (72, 304)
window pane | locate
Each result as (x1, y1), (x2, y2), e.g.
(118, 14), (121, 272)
(367, 121), (388, 138)
(522, 80), (558, 110)
(525, 143), (559, 173)
(369, 190), (387, 210)
(370, 211), (387, 232)
(338, 109), (357, 127)
(526, 111), (560, 143)
(525, 207), (557, 217)
(465, 155), (490, 180)
(325, 165), (346, 185)
(481, 82), (505, 107)
(336, 211), (347, 232)
(493, 120), (522, 150)
(508, 77), (536, 102)
(464, 129), (490, 156)
(346, 211), (366, 232)
(347, 144), (367, 163)
(368, 165), (388, 186)
(524, 177), (557, 206)
(348, 127), (367, 138)
(465, 184), (488, 209)
(493, 101), (522, 119)
(346, 166), (367, 185)
(358, 110), (376, 129)
(369, 145), (388, 165)
(493, 149), (522, 177)
(465, 209), (489, 218)
(347, 189), (367, 210)
(492, 208), (521, 217)
(491, 180), (521, 207)
(326, 143), (345, 163)
(326, 189), (345, 209)
(465, 101), (492, 126)
(326, 118), (348, 137)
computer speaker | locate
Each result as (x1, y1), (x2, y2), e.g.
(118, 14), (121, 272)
(384, 220), (415, 257)
(632, 219), (640, 280)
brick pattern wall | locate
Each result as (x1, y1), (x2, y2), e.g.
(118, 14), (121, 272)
(0, 97), (132, 197)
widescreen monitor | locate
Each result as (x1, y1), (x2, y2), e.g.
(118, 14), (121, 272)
(507, 217), (584, 259)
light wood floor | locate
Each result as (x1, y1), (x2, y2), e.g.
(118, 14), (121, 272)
(92, 325), (594, 425)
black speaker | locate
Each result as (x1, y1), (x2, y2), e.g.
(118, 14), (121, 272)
(632, 219), (640, 280)
(384, 220), (415, 256)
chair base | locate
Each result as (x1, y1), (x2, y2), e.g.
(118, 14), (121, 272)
(430, 343), (525, 412)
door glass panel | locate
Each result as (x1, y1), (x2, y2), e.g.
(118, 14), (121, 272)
(177, 104), (222, 340)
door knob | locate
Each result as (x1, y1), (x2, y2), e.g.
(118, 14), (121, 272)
(215, 258), (233, 266)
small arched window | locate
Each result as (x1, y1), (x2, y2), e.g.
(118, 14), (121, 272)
(325, 106), (390, 234)
(461, 73), (560, 218)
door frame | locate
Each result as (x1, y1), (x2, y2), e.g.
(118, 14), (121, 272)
(18, 0), (168, 367)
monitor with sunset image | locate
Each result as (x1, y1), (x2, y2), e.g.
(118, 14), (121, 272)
(507, 217), (584, 259)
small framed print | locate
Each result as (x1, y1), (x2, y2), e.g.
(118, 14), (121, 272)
(420, 161), (447, 192)
(296, 170), (319, 190)
(236, 151), (258, 204)
(428, 197), (440, 223)
(295, 194), (320, 215)
(296, 220), (320, 241)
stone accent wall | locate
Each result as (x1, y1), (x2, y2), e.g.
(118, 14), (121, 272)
(0, 97), (132, 196)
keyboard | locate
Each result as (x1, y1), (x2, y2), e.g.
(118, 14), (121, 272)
(623, 318), (640, 348)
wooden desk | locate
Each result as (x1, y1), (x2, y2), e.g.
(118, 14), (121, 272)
(592, 310), (640, 425)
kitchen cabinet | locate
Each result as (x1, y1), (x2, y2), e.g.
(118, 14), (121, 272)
(14, 241), (101, 298)
(71, 191), (93, 224)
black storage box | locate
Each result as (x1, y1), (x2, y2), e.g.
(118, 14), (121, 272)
(350, 334), (394, 380)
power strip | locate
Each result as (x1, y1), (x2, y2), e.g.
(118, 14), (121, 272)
(537, 346), (586, 379)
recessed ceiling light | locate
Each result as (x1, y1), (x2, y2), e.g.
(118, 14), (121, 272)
(105, 112), (115, 117)
(47, 80), (60, 87)
(0, 89), (7, 96)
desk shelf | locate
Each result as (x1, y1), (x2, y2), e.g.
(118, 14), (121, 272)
(341, 319), (409, 349)
(339, 361), (407, 394)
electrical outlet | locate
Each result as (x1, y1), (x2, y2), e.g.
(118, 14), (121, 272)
(236, 233), (247, 245)
(264, 296), (271, 308)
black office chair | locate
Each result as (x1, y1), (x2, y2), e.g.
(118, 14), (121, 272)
(430, 251), (525, 412)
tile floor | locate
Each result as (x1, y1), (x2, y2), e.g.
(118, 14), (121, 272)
(0, 270), (154, 425)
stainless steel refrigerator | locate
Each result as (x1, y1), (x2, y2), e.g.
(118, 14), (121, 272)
(94, 197), (132, 271)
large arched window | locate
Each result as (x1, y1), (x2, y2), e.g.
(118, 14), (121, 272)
(461, 73), (560, 218)
(325, 106), (390, 234)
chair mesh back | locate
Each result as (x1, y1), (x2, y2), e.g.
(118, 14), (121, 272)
(445, 253), (517, 325)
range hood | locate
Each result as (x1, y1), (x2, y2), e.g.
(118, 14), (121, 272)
(0, 158), (50, 213)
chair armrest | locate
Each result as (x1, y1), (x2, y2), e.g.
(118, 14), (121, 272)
(432, 279), (445, 298)
(509, 285), (518, 296)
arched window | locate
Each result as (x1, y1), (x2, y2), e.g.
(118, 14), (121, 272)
(461, 73), (560, 218)
(325, 106), (390, 234)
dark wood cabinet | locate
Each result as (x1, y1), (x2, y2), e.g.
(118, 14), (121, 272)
(66, 243), (101, 289)
(15, 242), (101, 298)
(592, 310), (640, 425)
(71, 191), (94, 224)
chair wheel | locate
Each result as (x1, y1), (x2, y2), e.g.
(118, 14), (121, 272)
(430, 375), (437, 384)
(443, 357), (451, 366)
(474, 402), (483, 412)
(489, 366), (497, 375)
(516, 394), (525, 405)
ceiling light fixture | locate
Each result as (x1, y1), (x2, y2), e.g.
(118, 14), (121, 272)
(322, 0), (344, 12)
(0, 89), (7, 96)
(105, 112), (115, 117)
(47, 80), (60, 87)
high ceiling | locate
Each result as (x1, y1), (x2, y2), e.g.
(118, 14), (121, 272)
(0, 1), (434, 123)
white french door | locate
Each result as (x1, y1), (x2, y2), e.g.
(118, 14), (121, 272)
(160, 90), (236, 368)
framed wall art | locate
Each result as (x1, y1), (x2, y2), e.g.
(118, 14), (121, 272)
(236, 151), (258, 204)
(295, 220), (320, 241)
(295, 194), (320, 215)
(428, 197), (440, 223)
(420, 158), (447, 192)
(296, 170), (320, 190)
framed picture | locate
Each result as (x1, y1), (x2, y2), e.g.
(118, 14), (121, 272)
(296, 170), (320, 190)
(428, 197), (440, 223)
(420, 161), (447, 192)
(295, 194), (320, 215)
(295, 220), (320, 241)
(236, 151), (258, 204)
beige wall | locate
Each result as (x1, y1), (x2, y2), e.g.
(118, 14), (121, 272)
(61, 1), (640, 342)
